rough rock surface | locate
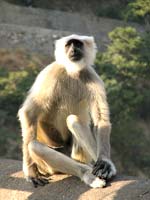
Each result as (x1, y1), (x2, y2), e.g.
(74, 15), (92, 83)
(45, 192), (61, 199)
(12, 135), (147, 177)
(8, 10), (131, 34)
(0, 159), (149, 200)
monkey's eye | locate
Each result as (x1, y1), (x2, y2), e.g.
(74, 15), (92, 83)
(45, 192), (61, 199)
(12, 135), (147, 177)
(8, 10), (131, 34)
(75, 40), (83, 48)
(65, 43), (70, 47)
(65, 39), (83, 48)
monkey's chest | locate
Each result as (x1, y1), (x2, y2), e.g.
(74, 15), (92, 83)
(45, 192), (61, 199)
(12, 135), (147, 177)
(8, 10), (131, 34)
(57, 88), (89, 116)
(56, 76), (89, 110)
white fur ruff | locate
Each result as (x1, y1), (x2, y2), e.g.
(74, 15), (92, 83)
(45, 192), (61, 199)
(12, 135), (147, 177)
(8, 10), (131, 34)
(54, 34), (97, 73)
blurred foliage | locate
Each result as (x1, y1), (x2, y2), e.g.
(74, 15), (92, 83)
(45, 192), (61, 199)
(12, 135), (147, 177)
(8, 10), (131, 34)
(0, 50), (48, 117)
(0, 69), (34, 115)
(0, 49), (49, 158)
(96, 27), (150, 121)
(95, 26), (150, 177)
(96, 0), (150, 25)
(96, 5), (124, 19)
(124, 0), (150, 25)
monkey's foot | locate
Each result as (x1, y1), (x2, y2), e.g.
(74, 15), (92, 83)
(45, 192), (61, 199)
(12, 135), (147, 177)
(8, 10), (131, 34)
(26, 176), (49, 188)
(82, 171), (106, 188)
(92, 159), (117, 180)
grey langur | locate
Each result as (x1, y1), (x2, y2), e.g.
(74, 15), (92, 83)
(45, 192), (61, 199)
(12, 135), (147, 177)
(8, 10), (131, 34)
(18, 34), (116, 188)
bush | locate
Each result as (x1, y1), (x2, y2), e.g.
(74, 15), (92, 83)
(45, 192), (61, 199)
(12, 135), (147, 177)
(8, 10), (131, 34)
(96, 27), (150, 121)
(0, 49), (50, 159)
(95, 27), (150, 177)
(124, 0), (150, 25)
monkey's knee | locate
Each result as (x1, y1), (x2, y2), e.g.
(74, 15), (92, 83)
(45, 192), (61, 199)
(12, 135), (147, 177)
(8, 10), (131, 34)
(66, 114), (79, 129)
(28, 140), (54, 158)
(28, 140), (37, 153)
(28, 140), (43, 156)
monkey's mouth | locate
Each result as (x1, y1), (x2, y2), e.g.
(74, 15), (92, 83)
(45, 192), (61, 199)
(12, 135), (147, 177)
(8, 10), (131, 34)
(69, 53), (83, 61)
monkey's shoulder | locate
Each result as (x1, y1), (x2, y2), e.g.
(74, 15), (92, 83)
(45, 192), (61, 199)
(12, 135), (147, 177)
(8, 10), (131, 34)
(38, 62), (99, 84)
(40, 62), (66, 80)
(33, 62), (65, 84)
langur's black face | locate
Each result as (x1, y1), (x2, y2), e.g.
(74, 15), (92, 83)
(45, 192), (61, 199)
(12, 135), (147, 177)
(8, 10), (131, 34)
(65, 39), (84, 62)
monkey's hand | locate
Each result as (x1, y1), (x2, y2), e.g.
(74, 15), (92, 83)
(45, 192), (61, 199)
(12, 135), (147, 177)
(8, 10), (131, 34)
(23, 163), (50, 187)
(92, 158), (117, 180)
(25, 165), (51, 188)
(27, 175), (50, 188)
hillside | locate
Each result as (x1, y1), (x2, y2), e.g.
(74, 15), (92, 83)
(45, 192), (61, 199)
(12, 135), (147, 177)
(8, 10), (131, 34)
(5, 0), (129, 15)
(0, 1), (145, 55)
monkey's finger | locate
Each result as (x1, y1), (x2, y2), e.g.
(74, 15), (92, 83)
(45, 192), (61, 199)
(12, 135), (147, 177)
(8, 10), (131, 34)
(95, 169), (103, 177)
(31, 177), (49, 187)
(102, 163), (111, 174)
(100, 166), (111, 179)
(31, 178), (39, 188)
(92, 167), (97, 175)
(100, 166), (109, 178)
(101, 170), (109, 179)
(92, 160), (107, 175)
(96, 161), (106, 169)
(39, 178), (49, 185)
(92, 165), (100, 175)
(36, 178), (47, 186)
(93, 160), (103, 168)
(93, 161), (111, 179)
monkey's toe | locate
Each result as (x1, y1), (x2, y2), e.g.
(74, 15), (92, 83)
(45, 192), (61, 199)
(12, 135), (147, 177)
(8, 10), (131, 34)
(32, 177), (49, 187)
(27, 177), (49, 188)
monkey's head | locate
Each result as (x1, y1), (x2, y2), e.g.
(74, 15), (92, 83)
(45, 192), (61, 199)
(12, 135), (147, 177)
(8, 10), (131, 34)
(55, 35), (97, 72)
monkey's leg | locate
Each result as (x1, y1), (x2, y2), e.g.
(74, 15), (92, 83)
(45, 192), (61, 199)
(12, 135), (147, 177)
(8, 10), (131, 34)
(28, 140), (106, 188)
(66, 114), (97, 162)
(66, 115), (116, 180)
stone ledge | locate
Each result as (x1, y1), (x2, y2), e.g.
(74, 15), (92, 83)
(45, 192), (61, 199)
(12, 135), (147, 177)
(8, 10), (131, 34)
(0, 159), (149, 200)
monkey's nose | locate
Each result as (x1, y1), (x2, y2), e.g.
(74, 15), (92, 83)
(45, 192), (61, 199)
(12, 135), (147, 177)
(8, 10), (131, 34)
(71, 48), (78, 55)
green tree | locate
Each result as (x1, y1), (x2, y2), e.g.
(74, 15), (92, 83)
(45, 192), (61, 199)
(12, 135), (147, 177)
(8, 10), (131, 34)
(95, 26), (150, 176)
(125, 0), (150, 30)
(96, 27), (150, 121)
(0, 49), (48, 159)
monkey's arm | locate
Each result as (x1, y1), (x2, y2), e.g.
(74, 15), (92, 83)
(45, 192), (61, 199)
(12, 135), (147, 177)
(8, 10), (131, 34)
(18, 63), (58, 184)
(18, 98), (40, 178)
(88, 69), (116, 180)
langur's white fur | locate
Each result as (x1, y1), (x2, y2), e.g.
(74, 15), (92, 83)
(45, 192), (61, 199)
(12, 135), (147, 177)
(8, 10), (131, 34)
(55, 34), (97, 73)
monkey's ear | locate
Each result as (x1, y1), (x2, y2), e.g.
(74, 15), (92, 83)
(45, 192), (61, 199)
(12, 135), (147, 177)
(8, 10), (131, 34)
(84, 36), (95, 46)
(84, 36), (97, 52)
